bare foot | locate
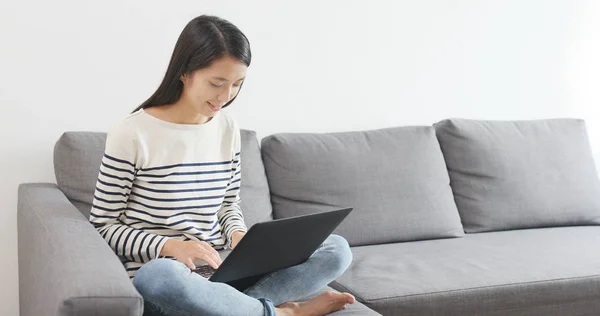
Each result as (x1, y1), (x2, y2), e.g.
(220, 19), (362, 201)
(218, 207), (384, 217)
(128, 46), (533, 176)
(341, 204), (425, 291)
(275, 291), (356, 316)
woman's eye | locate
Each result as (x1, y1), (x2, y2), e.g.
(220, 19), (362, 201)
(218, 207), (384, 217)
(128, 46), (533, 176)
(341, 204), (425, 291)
(210, 82), (242, 88)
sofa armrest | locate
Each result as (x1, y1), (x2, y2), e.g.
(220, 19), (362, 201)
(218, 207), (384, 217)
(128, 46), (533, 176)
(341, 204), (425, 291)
(18, 183), (143, 316)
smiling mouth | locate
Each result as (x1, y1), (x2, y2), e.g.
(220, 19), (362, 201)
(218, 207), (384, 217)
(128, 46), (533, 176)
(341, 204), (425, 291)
(207, 102), (222, 111)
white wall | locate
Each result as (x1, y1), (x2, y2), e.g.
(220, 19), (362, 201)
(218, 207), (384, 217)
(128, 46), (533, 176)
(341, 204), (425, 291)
(1, 1), (599, 314)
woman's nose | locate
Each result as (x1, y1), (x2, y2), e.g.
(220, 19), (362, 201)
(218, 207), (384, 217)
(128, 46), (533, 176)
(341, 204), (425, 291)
(217, 87), (233, 102)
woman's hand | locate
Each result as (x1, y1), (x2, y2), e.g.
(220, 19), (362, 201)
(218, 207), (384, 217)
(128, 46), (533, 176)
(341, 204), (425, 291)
(160, 239), (222, 270)
(230, 230), (246, 249)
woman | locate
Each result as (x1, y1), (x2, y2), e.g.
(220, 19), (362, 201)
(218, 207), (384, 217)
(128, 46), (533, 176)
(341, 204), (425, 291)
(89, 15), (356, 316)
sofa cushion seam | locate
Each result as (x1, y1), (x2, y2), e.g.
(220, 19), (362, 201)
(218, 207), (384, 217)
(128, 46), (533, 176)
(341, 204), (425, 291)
(345, 273), (600, 303)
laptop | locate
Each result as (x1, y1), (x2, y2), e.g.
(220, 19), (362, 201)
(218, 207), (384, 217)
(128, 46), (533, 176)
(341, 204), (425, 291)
(192, 207), (353, 291)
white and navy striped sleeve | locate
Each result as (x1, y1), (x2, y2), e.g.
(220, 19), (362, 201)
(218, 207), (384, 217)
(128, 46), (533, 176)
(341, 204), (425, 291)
(89, 123), (169, 263)
(217, 127), (248, 249)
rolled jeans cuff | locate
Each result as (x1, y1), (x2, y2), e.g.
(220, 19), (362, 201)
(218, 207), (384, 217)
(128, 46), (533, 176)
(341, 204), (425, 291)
(258, 298), (276, 316)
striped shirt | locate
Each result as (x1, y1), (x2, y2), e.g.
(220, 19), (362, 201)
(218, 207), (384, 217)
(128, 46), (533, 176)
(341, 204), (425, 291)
(89, 108), (248, 279)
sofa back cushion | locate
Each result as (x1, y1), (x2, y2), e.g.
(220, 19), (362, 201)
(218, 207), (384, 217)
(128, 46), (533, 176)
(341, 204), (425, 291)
(261, 126), (465, 247)
(54, 130), (272, 227)
(434, 118), (600, 233)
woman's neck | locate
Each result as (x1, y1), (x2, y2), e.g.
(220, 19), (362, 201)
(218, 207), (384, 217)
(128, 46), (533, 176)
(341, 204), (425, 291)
(150, 101), (213, 125)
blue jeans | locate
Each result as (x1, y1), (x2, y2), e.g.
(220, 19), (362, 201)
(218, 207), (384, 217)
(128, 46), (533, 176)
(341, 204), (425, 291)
(132, 234), (353, 316)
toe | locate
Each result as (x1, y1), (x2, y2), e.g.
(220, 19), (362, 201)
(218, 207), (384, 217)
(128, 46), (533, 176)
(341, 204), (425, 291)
(343, 293), (355, 304)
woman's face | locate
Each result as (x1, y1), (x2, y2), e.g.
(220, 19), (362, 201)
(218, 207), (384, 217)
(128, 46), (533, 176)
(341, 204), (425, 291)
(180, 54), (247, 117)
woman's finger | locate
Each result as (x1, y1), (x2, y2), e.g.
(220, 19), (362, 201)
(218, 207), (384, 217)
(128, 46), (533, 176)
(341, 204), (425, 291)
(184, 258), (196, 271)
(198, 241), (220, 258)
(199, 253), (220, 269)
(211, 252), (223, 266)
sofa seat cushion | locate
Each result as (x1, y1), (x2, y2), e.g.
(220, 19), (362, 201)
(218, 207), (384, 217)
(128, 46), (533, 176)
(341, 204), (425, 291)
(331, 226), (600, 315)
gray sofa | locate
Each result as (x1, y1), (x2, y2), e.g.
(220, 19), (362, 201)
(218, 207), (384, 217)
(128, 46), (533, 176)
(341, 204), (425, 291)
(18, 118), (600, 316)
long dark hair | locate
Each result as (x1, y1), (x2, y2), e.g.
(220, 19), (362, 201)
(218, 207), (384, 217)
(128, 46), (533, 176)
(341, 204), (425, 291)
(132, 15), (251, 113)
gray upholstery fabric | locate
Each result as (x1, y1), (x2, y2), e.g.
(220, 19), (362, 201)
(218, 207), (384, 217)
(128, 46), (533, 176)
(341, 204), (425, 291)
(53, 130), (273, 227)
(239, 130), (274, 228)
(331, 226), (600, 316)
(18, 183), (143, 316)
(261, 127), (465, 246)
(54, 132), (106, 219)
(69, 199), (94, 219)
(434, 118), (600, 233)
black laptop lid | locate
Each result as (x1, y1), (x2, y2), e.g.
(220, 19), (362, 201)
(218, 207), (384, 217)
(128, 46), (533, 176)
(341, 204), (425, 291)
(209, 207), (353, 285)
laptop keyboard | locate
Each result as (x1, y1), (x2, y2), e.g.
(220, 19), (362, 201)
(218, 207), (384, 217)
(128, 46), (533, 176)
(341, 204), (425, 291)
(193, 265), (216, 278)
